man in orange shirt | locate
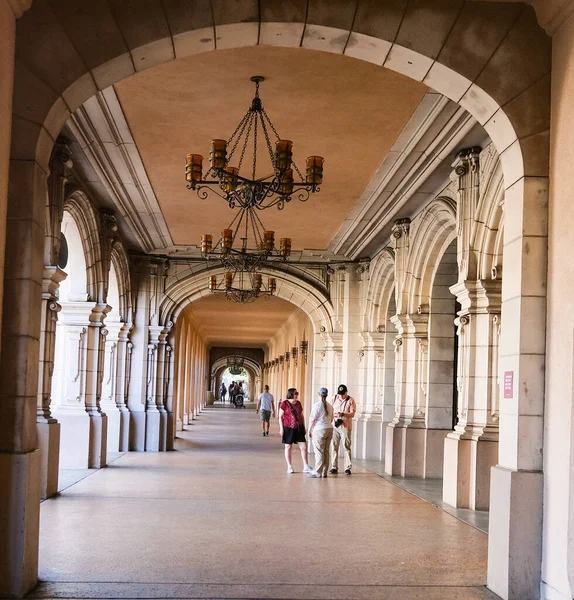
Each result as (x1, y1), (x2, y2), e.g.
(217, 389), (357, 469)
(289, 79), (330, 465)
(329, 384), (357, 475)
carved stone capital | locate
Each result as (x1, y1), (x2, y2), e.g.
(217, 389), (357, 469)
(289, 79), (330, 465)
(391, 218), (411, 239)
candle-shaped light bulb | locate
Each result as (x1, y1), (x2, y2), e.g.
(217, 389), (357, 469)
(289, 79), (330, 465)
(185, 154), (203, 187)
(263, 230), (275, 252)
(306, 155), (324, 186)
(268, 277), (276, 294)
(209, 275), (217, 291)
(253, 273), (262, 290)
(274, 140), (293, 171)
(280, 237), (292, 257)
(280, 169), (293, 194)
(210, 139), (227, 170)
(221, 229), (233, 253)
(224, 166), (238, 192)
(225, 272), (233, 290)
(201, 234), (213, 254)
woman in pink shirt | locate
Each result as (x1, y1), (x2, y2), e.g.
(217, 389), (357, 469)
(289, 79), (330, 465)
(278, 388), (312, 474)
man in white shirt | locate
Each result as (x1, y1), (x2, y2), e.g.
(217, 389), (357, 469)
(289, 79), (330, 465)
(256, 385), (275, 437)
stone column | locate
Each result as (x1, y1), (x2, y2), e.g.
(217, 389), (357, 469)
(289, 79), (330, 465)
(165, 330), (175, 450)
(442, 149), (502, 509)
(145, 324), (172, 451)
(0, 3), (41, 591)
(354, 332), (385, 460)
(53, 302), (110, 469)
(100, 321), (131, 453)
(487, 173), (547, 598)
(443, 280), (501, 509)
(386, 218), (433, 477)
(385, 312), (429, 476)
(127, 257), (167, 449)
(37, 266), (66, 499)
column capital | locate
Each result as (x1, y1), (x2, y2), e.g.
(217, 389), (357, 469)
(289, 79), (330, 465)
(42, 266), (67, 298)
(391, 218), (411, 240)
(451, 146), (481, 179)
(450, 279), (502, 313)
(391, 313), (428, 337)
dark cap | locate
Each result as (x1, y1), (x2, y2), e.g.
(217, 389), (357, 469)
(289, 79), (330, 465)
(337, 384), (348, 394)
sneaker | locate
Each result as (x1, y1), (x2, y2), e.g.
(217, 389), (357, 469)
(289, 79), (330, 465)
(345, 469), (352, 475)
(306, 472), (321, 478)
(287, 465), (295, 474)
(262, 432), (266, 437)
(329, 468), (338, 474)
(303, 465), (313, 474)
(321, 474), (328, 478)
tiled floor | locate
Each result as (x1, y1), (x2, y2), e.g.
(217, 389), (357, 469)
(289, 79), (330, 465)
(355, 459), (490, 533)
(32, 406), (499, 600)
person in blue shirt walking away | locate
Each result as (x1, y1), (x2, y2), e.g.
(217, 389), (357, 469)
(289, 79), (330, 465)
(256, 385), (275, 436)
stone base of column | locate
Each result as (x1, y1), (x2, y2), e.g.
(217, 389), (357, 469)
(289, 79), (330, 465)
(145, 410), (167, 451)
(176, 417), (183, 432)
(385, 424), (449, 477)
(0, 449), (41, 597)
(55, 411), (107, 469)
(385, 423), (404, 475)
(354, 415), (383, 460)
(166, 412), (175, 450)
(443, 436), (498, 509)
(104, 407), (130, 453)
(37, 421), (60, 499)
(129, 411), (146, 451)
(487, 466), (542, 600)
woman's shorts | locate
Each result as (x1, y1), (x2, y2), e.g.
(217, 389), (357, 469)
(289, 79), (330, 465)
(260, 409), (271, 422)
(282, 425), (307, 445)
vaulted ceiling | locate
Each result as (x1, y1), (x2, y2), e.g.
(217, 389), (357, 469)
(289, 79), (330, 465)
(113, 46), (427, 251)
(183, 294), (300, 346)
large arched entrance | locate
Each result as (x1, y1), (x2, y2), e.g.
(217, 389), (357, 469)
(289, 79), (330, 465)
(1, 3), (552, 599)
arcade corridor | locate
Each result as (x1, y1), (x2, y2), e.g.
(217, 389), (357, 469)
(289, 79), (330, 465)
(33, 405), (496, 600)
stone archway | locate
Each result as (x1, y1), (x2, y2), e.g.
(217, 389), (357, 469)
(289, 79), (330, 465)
(4, 3), (551, 598)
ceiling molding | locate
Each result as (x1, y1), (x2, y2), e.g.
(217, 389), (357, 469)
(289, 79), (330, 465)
(330, 92), (479, 259)
(68, 87), (173, 253)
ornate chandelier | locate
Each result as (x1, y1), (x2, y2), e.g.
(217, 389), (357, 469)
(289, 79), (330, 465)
(185, 76), (324, 211)
(201, 205), (286, 304)
(208, 270), (276, 304)
(201, 205), (291, 272)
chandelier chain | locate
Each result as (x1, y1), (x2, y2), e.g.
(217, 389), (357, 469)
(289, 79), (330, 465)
(226, 111), (251, 166)
(236, 112), (254, 174)
(261, 107), (305, 181)
(252, 111), (258, 181)
(258, 113), (276, 172)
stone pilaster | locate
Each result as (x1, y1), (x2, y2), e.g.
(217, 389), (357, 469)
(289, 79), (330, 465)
(127, 256), (168, 449)
(385, 312), (429, 476)
(100, 321), (132, 453)
(52, 302), (110, 468)
(354, 332), (385, 460)
(443, 279), (501, 509)
(145, 323), (173, 451)
(36, 266), (66, 499)
(441, 148), (502, 510)
(452, 148), (481, 281)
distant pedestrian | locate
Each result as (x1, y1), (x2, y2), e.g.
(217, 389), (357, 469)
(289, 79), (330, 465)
(256, 385), (275, 436)
(329, 384), (356, 475)
(307, 387), (334, 478)
(279, 388), (312, 474)
(220, 382), (227, 403)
